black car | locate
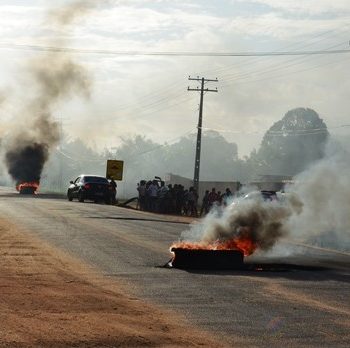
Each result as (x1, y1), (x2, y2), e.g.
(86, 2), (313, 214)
(67, 175), (112, 204)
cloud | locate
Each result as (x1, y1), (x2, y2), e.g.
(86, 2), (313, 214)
(236, 0), (350, 16)
(0, 0), (350, 159)
(224, 13), (350, 39)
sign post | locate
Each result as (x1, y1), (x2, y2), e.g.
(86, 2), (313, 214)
(106, 160), (124, 181)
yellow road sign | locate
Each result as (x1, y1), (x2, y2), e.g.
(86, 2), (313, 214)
(106, 160), (124, 181)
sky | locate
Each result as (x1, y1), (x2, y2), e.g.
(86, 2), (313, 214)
(0, 0), (350, 157)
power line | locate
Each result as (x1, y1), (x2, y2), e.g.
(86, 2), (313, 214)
(105, 31), (350, 116)
(101, 93), (195, 122)
(111, 80), (185, 112)
(220, 41), (347, 86)
(200, 124), (350, 136)
(222, 53), (349, 87)
(57, 148), (105, 163)
(125, 128), (197, 162)
(199, 27), (348, 77)
(1, 43), (350, 57)
(101, 36), (349, 121)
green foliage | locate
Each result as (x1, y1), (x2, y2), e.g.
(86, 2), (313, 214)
(114, 131), (239, 183)
(164, 131), (238, 181)
(41, 138), (105, 192)
(255, 108), (329, 176)
(39, 107), (330, 194)
(115, 135), (167, 183)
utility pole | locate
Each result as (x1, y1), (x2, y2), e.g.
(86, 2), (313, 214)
(58, 116), (63, 193)
(188, 76), (218, 193)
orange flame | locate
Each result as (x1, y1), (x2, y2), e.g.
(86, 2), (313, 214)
(16, 182), (40, 194)
(171, 236), (257, 257)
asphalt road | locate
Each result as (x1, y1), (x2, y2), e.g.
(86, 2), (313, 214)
(1, 187), (349, 347)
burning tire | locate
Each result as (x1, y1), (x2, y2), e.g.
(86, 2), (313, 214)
(171, 248), (244, 270)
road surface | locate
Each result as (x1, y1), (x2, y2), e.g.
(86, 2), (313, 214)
(0, 187), (349, 347)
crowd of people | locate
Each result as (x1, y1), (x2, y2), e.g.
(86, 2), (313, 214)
(136, 179), (234, 217)
(199, 187), (233, 215)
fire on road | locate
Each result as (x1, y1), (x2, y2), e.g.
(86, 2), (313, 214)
(0, 188), (349, 347)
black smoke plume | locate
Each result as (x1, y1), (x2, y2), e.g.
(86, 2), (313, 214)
(5, 142), (49, 184)
(3, 1), (92, 187)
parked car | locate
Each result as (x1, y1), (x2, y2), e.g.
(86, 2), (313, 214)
(67, 175), (112, 204)
(242, 190), (278, 202)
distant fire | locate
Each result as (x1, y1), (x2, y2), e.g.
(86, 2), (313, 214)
(16, 182), (39, 194)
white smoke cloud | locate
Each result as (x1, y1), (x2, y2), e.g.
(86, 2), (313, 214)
(177, 193), (302, 255)
(177, 138), (350, 256)
(286, 139), (350, 251)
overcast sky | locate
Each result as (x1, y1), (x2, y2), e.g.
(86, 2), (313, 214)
(0, 0), (349, 156)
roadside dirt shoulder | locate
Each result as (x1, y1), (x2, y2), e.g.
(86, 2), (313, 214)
(0, 218), (224, 347)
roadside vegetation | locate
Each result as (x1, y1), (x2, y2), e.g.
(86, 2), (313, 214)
(18, 107), (328, 195)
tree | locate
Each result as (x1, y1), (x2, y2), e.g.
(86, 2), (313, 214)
(165, 130), (239, 181)
(41, 138), (105, 192)
(115, 135), (167, 192)
(112, 131), (239, 185)
(255, 108), (329, 176)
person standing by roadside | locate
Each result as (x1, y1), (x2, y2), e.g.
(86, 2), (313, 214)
(208, 188), (218, 210)
(200, 190), (210, 216)
(157, 181), (168, 213)
(222, 188), (233, 206)
(217, 191), (222, 206)
(148, 180), (159, 212)
(109, 177), (117, 204)
(187, 187), (198, 217)
(175, 185), (185, 215)
(137, 180), (147, 210)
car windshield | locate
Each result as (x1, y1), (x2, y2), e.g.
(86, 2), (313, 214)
(83, 176), (108, 184)
(261, 191), (277, 201)
(243, 191), (277, 201)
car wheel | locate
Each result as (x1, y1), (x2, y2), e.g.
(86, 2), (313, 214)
(78, 192), (84, 202)
(67, 192), (73, 201)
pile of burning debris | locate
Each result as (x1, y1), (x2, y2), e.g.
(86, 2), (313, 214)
(169, 236), (253, 270)
(170, 247), (244, 270)
(168, 192), (302, 270)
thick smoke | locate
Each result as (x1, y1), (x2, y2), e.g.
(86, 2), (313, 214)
(6, 143), (49, 184)
(49, 0), (117, 25)
(179, 195), (302, 254)
(3, 1), (92, 186)
(178, 139), (349, 256)
(286, 139), (350, 251)
(50, 1), (94, 25)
